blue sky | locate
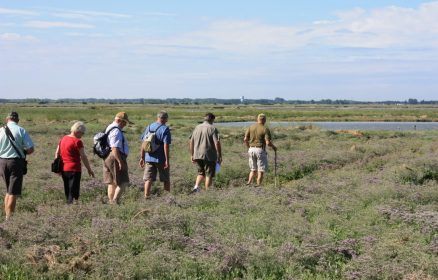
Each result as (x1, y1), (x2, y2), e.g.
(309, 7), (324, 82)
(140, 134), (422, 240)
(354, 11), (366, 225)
(1, 1), (437, 101)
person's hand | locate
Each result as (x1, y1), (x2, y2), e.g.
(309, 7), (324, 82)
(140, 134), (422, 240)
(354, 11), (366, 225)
(139, 158), (145, 168)
(218, 156), (222, 164)
(88, 169), (95, 178)
(191, 155), (196, 163)
(164, 160), (169, 169)
(117, 160), (126, 171)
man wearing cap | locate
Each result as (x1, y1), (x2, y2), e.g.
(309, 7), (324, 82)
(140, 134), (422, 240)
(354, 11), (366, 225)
(243, 113), (277, 186)
(189, 113), (222, 192)
(139, 111), (171, 198)
(103, 112), (132, 204)
(0, 112), (34, 220)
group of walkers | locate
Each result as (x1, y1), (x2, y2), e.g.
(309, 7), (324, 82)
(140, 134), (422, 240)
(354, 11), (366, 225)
(0, 110), (277, 220)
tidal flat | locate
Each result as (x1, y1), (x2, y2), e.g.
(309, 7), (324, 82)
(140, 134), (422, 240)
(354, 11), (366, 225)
(1, 103), (438, 279)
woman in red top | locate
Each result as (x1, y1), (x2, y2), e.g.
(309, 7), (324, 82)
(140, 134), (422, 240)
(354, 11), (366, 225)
(55, 122), (94, 204)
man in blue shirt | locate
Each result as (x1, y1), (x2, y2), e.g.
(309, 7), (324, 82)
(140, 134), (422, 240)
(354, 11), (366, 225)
(0, 112), (34, 220)
(139, 111), (171, 199)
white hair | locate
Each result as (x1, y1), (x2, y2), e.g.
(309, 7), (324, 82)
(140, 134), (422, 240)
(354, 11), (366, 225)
(70, 121), (86, 134)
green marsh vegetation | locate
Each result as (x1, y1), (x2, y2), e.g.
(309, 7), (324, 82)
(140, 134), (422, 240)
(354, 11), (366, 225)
(1, 103), (438, 279)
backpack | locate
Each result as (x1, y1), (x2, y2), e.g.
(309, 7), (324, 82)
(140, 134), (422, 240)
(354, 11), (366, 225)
(141, 124), (163, 153)
(93, 126), (120, 159)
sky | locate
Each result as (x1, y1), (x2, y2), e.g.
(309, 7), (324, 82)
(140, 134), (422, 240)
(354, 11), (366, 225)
(1, 1), (437, 101)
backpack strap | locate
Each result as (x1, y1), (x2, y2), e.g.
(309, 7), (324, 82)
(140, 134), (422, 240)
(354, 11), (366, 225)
(106, 126), (126, 154)
(3, 125), (25, 159)
(148, 123), (164, 133)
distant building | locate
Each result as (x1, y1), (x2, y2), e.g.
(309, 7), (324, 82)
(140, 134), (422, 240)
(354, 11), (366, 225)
(240, 96), (245, 103)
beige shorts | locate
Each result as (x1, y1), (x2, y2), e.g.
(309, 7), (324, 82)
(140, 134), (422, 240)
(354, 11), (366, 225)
(143, 162), (170, 182)
(103, 153), (130, 186)
(248, 147), (268, 172)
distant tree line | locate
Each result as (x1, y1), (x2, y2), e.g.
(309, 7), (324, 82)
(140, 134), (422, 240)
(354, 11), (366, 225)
(0, 97), (437, 105)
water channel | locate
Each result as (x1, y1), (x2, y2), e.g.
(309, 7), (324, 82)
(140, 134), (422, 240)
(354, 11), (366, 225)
(216, 121), (438, 131)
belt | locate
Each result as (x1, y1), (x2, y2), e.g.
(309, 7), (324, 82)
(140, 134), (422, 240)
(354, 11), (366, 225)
(249, 146), (262, 148)
(0, 157), (21, 159)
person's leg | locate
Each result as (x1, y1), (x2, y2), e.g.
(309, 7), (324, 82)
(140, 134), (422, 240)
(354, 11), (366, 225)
(144, 180), (153, 198)
(247, 171), (256, 185)
(160, 164), (170, 192)
(5, 194), (16, 219)
(256, 149), (267, 186)
(257, 171), (264, 186)
(195, 175), (204, 187)
(71, 172), (81, 203)
(107, 184), (116, 203)
(143, 163), (157, 198)
(163, 181), (170, 192)
(61, 172), (70, 202)
(113, 184), (126, 204)
(205, 176), (212, 189)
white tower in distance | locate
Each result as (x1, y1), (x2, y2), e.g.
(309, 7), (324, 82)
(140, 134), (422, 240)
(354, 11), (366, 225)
(240, 96), (245, 103)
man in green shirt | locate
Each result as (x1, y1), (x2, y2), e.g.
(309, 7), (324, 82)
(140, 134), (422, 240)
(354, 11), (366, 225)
(243, 113), (277, 186)
(189, 113), (222, 192)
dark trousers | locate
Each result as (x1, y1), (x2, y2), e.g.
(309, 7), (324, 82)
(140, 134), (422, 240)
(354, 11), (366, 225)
(61, 171), (81, 204)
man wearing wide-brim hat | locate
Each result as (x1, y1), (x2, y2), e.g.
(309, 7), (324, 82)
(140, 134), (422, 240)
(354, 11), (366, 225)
(103, 112), (133, 204)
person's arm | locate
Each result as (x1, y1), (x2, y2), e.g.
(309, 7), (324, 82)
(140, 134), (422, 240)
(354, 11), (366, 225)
(25, 147), (34, 155)
(163, 143), (170, 169)
(139, 147), (145, 168)
(265, 128), (277, 151)
(189, 137), (195, 163)
(266, 139), (277, 151)
(216, 141), (222, 164)
(79, 147), (94, 177)
(54, 145), (59, 158)
(112, 147), (126, 171)
(243, 128), (250, 148)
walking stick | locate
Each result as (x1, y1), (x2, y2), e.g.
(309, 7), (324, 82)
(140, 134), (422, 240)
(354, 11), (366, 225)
(274, 150), (278, 187)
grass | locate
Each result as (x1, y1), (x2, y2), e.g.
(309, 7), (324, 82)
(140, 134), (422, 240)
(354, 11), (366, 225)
(0, 104), (438, 279)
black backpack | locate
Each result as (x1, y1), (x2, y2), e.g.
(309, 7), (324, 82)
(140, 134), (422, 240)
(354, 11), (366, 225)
(93, 126), (120, 159)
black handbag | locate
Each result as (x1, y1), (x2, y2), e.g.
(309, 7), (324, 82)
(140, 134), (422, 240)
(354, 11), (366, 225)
(51, 138), (63, 173)
(51, 156), (63, 173)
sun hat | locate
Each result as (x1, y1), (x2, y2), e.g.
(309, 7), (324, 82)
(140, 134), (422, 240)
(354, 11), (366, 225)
(115, 112), (133, 124)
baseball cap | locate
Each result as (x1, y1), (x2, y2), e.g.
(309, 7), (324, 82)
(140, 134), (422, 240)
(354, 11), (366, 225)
(115, 112), (133, 124)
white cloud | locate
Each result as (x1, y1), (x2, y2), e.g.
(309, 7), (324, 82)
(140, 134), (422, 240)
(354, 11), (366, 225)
(50, 9), (131, 20)
(0, 7), (38, 16)
(0, 32), (36, 41)
(24, 20), (95, 29)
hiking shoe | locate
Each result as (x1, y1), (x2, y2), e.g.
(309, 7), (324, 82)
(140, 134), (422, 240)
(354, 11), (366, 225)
(191, 186), (200, 194)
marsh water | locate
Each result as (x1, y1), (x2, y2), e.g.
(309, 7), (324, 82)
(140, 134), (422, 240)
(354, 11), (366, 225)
(216, 121), (438, 131)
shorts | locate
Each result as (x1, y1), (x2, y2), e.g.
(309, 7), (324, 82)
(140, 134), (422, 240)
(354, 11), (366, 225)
(0, 158), (25, 195)
(103, 153), (130, 186)
(194, 159), (216, 177)
(143, 162), (170, 182)
(248, 147), (268, 172)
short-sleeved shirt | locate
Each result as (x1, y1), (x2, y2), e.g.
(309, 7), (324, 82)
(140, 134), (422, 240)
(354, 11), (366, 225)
(106, 122), (129, 156)
(59, 135), (83, 172)
(140, 122), (171, 163)
(0, 121), (34, 158)
(244, 123), (272, 149)
(190, 121), (220, 162)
